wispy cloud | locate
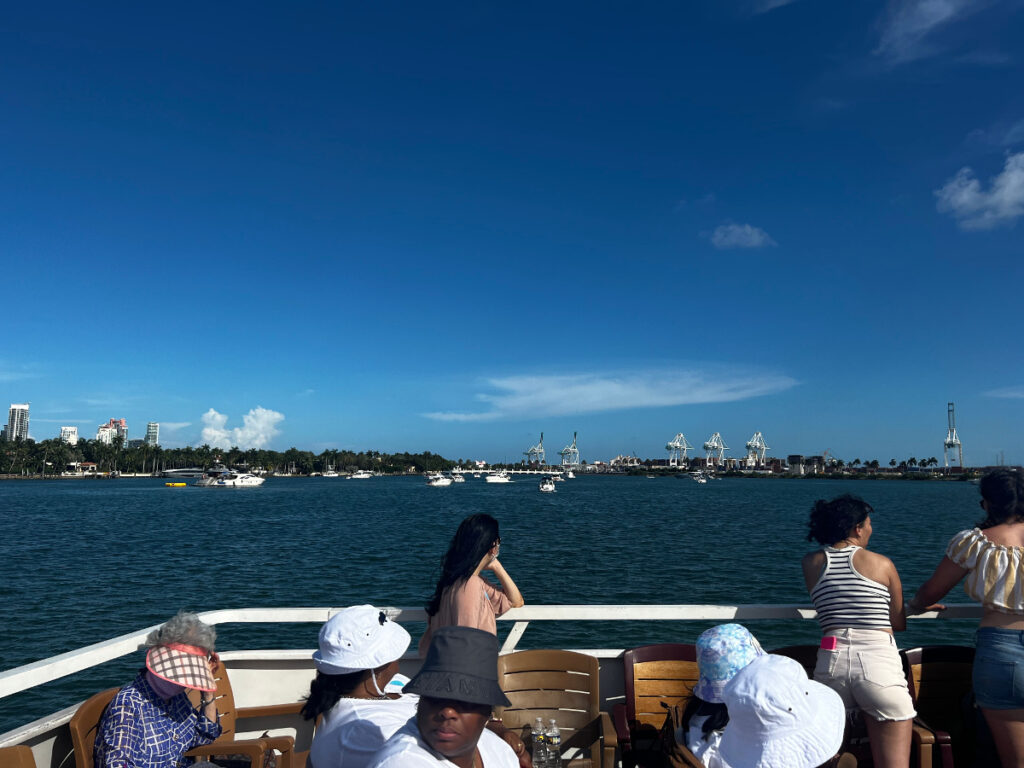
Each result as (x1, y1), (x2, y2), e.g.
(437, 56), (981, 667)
(985, 386), (1024, 399)
(935, 151), (1024, 230)
(161, 422), (192, 431)
(200, 407), (284, 449)
(0, 362), (41, 383)
(31, 418), (88, 424)
(297, 388), (316, 398)
(423, 368), (798, 422)
(752, 0), (799, 14)
(967, 119), (1024, 149)
(874, 0), (995, 65)
(710, 223), (777, 249)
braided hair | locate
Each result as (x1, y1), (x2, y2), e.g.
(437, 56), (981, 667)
(977, 468), (1024, 529)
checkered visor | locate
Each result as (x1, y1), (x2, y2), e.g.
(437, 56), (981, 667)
(146, 644), (217, 692)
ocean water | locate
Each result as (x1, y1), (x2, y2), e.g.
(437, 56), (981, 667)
(0, 474), (983, 734)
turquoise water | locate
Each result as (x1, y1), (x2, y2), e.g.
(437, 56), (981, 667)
(0, 475), (983, 734)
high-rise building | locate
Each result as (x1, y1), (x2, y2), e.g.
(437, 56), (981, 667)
(5, 404), (29, 441)
(60, 426), (79, 445)
(97, 418), (128, 446)
(145, 422), (160, 447)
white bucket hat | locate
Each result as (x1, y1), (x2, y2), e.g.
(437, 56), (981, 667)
(313, 605), (411, 674)
(718, 654), (845, 768)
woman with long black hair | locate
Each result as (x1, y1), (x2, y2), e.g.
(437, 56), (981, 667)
(418, 513), (524, 656)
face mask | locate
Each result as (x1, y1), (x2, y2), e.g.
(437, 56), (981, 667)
(147, 670), (187, 699)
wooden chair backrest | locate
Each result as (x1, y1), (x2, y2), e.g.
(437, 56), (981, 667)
(902, 646), (974, 727)
(68, 687), (119, 768)
(623, 644), (698, 734)
(496, 650), (601, 766)
(186, 664), (241, 742)
(0, 745), (37, 768)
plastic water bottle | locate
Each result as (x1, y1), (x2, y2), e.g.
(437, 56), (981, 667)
(545, 718), (561, 768)
(531, 717), (548, 767)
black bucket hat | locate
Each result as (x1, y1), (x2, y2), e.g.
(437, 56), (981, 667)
(405, 626), (511, 707)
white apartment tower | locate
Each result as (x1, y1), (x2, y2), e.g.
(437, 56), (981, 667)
(60, 426), (79, 445)
(145, 422), (160, 447)
(5, 403), (29, 441)
(97, 418), (128, 446)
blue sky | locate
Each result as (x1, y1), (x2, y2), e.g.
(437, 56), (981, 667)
(1, 1), (1022, 465)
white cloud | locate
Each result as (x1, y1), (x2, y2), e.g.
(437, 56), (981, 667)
(874, 0), (993, 65)
(985, 386), (1024, 399)
(161, 422), (192, 431)
(423, 368), (798, 422)
(200, 407), (284, 449)
(711, 223), (777, 249)
(935, 152), (1024, 230)
(1004, 120), (1024, 146)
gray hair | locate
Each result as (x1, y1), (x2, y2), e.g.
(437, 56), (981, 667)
(144, 611), (216, 652)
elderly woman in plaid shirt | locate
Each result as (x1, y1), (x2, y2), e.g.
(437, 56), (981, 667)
(94, 612), (222, 768)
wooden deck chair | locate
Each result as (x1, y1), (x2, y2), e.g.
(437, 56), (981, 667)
(0, 745), (37, 768)
(902, 646), (979, 768)
(69, 686), (268, 768)
(495, 649), (617, 768)
(610, 643), (699, 768)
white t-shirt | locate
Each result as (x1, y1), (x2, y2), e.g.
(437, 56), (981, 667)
(685, 716), (724, 768)
(368, 719), (519, 768)
(310, 694), (419, 768)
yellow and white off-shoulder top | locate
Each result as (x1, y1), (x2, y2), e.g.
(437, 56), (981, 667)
(947, 528), (1024, 613)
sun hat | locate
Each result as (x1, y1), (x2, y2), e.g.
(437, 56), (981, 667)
(313, 605), (412, 674)
(693, 623), (765, 704)
(146, 644), (217, 692)
(717, 654), (845, 768)
(404, 626), (511, 707)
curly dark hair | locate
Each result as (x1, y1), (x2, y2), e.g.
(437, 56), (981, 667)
(425, 514), (500, 617)
(977, 468), (1024, 529)
(806, 494), (873, 546)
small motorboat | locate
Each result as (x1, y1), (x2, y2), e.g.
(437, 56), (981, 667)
(566, 470), (576, 479)
(451, 473), (465, 483)
(539, 477), (556, 493)
(484, 470), (512, 484)
(347, 470), (373, 479)
(690, 471), (708, 484)
(426, 473), (453, 487)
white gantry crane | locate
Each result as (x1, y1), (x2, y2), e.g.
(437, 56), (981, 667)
(944, 402), (963, 469)
(745, 431), (769, 468)
(524, 432), (545, 465)
(703, 432), (728, 467)
(666, 433), (693, 467)
(559, 432), (581, 468)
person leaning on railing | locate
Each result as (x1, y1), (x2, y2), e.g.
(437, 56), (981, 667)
(94, 611), (222, 768)
(907, 467), (1024, 768)
(801, 494), (916, 768)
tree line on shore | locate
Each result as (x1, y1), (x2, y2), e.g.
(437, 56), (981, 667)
(0, 437), (460, 476)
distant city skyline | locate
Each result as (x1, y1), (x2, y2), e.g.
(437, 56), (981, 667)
(1, 3), (1022, 464)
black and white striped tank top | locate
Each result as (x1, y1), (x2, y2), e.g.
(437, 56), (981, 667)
(809, 546), (892, 632)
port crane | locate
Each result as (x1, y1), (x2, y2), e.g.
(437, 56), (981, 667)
(703, 432), (728, 467)
(744, 432), (769, 468)
(944, 402), (963, 469)
(524, 433), (545, 465)
(666, 433), (693, 467)
(559, 432), (581, 468)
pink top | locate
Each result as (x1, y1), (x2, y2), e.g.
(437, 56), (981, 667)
(418, 576), (512, 656)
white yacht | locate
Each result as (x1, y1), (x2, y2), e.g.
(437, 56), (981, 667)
(194, 464), (231, 487)
(347, 469), (373, 479)
(539, 477), (556, 493)
(566, 470), (576, 479)
(484, 470), (512, 483)
(426, 473), (453, 487)
(690, 471), (708, 484)
(198, 472), (266, 488)
(451, 473), (465, 483)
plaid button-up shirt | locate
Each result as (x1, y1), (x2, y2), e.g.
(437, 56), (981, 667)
(94, 671), (222, 768)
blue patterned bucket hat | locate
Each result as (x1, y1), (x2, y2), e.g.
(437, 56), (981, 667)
(693, 623), (765, 704)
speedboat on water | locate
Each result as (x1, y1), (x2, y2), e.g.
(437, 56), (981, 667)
(347, 469), (373, 479)
(426, 473), (453, 487)
(566, 470), (576, 479)
(451, 473), (465, 483)
(194, 464), (231, 486)
(484, 470), (512, 483)
(690, 471), (708, 484)
(539, 477), (556, 493)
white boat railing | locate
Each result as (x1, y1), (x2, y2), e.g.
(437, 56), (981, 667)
(0, 603), (980, 703)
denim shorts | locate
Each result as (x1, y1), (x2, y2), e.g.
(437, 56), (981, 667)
(974, 628), (1024, 710)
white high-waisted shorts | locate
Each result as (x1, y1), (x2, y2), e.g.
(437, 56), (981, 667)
(813, 628), (916, 722)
